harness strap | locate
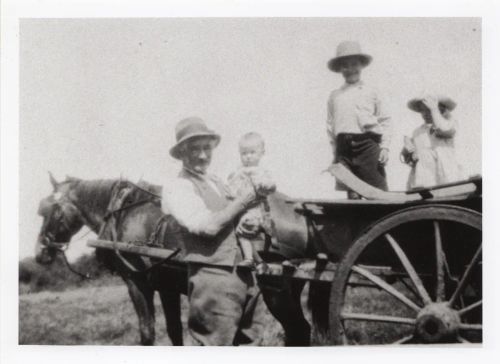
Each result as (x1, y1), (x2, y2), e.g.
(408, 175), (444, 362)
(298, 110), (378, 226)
(99, 182), (174, 275)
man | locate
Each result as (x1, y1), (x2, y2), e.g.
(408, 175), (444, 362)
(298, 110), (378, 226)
(162, 116), (266, 346)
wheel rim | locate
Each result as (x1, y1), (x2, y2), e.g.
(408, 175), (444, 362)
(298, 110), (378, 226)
(329, 205), (482, 345)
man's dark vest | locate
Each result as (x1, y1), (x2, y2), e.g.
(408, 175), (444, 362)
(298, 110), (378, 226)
(179, 168), (240, 266)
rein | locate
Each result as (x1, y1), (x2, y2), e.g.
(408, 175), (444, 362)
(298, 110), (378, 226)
(41, 237), (94, 280)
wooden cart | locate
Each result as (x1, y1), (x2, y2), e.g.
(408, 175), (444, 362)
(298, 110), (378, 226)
(89, 164), (482, 345)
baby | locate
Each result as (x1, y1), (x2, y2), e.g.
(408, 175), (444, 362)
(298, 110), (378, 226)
(227, 132), (276, 268)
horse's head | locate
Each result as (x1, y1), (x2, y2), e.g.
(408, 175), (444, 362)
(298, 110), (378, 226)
(35, 173), (85, 265)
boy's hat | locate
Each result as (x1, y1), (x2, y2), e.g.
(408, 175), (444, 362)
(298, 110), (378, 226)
(169, 117), (220, 159)
(327, 41), (373, 72)
(407, 95), (457, 113)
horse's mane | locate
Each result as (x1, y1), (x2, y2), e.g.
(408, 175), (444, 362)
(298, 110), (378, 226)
(65, 178), (120, 213)
(63, 177), (163, 213)
(136, 180), (162, 197)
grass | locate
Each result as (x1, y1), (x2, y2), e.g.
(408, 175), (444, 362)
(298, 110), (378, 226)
(19, 283), (286, 346)
(20, 276), (480, 345)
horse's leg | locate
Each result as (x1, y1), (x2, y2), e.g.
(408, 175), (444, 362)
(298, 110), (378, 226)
(308, 281), (332, 344)
(259, 277), (310, 346)
(158, 289), (183, 346)
(122, 274), (156, 345)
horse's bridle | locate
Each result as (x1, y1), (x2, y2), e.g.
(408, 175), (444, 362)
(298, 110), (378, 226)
(39, 198), (75, 251)
(40, 180), (162, 278)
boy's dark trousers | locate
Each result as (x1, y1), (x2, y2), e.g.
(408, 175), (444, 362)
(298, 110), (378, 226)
(334, 132), (388, 194)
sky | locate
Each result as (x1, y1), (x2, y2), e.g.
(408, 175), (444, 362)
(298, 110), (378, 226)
(19, 18), (481, 260)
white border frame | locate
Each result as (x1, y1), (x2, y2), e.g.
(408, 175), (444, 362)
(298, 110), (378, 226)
(2, 1), (499, 364)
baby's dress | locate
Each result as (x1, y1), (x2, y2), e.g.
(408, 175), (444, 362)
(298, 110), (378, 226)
(227, 167), (275, 238)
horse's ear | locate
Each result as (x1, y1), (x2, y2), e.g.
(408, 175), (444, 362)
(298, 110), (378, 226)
(48, 171), (59, 190)
(65, 175), (79, 182)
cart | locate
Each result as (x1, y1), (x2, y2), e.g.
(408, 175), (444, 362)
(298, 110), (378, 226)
(88, 164), (482, 345)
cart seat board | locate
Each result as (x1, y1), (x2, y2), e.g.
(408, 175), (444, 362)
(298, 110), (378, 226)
(316, 163), (480, 203)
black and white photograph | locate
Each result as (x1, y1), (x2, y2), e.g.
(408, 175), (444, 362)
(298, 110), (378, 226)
(1, 0), (498, 362)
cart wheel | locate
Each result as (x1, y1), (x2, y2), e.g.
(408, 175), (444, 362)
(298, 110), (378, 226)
(329, 205), (482, 345)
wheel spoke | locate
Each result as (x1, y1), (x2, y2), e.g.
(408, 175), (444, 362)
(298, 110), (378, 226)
(341, 312), (416, 325)
(459, 300), (482, 316)
(351, 265), (421, 312)
(391, 334), (414, 344)
(434, 221), (446, 302)
(459, 323), (482, 331)
(449, 244), (482, 307)
(385, 233), (432, 305)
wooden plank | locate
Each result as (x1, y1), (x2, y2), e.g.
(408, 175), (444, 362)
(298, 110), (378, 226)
(327, 164), (417, 201)
(87, 239), (177, 260)
(287, 164), (479, 207)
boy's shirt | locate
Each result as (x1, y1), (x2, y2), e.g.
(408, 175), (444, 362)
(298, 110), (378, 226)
(326, 81), (392, 150)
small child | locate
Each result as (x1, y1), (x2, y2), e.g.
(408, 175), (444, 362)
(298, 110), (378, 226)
(228, 132), (276, 268)
(401, 95), (463, 189)
(326, 41), (392, 199)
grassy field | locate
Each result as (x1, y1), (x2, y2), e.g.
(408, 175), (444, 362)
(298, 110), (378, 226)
(19, 282), (287, 346)
(19, 272), (480, 345)
(18, 279), (418, 346)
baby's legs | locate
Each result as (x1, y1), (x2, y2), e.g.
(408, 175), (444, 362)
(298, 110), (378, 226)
(239, 237), (255, 263)
(237, 207), (264, 267)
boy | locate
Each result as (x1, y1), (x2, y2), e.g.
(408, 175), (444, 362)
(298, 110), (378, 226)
(401, 95), (463, 188)
(326, 41), (392, 199)
(228, 132), (276, 268)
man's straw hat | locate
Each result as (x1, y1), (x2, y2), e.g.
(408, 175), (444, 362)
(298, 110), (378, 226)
(170, 117), (220, 159)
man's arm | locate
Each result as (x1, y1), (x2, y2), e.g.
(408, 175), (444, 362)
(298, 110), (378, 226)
(163, 177), (256, 238)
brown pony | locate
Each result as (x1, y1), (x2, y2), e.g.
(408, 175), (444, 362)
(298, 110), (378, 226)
(36, 173), (328, 346)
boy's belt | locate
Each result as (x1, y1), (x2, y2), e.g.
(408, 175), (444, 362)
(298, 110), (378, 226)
(337, 132), (382, 144)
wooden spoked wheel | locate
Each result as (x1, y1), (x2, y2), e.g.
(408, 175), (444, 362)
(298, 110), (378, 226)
(329, 205), (482, 345)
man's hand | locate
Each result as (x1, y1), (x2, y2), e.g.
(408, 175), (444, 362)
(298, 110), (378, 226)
(249, 170), (276, 197)
(379, 148), (389, 165)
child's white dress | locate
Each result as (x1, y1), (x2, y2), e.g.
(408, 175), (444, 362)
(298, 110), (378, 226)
(406, 120), (464, 189)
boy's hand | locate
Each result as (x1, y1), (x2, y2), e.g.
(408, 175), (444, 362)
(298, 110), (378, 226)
(421, 95), (439, 111)
(379, 148), (389, 165)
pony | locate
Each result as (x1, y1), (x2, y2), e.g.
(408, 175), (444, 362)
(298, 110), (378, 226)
(35, 173), (333, 345)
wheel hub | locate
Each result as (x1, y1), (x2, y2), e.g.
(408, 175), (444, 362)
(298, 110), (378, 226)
(415, 303), (460, 343)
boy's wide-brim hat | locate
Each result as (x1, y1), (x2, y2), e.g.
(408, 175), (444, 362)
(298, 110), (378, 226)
(169, 117), (220, 159)
(407, 96), (457, 113)
(327, 41), (373, 72)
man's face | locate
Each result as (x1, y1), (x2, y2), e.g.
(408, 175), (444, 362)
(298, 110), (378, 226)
(339, 57), (363, 84)
(181, 137), (215, 174)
